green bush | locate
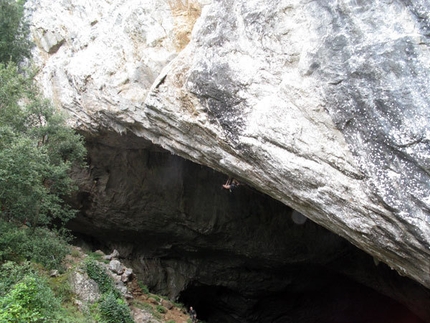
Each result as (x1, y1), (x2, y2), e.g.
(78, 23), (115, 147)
(0, 220), (27, 263)
(99, 292), (134, 323)
(0, 270), (89, 323)
(85, 259), (117, 296)
(0, 274), (61, 322)
(85, 259), (134, 323)
(0, 261), (32, 297)
(0, 219), (70, 270)
(156, 304), (167, 314)
(138, 281), (149, 294)
(27, 227), (71, 270)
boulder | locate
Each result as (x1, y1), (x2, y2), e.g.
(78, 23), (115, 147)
(109, 259), (125, 274)
(69, 271), (101, 303)
(104, 249), (120, 260)
(121, 267), (133, 283)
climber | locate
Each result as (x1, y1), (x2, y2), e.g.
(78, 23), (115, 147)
(189, 306), (197, 323)
(222, 177), (240, 192)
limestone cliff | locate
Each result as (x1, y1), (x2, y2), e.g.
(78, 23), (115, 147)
(27, 0), (430, 288)
(144, 0), (430, 291)
(25, 0), (430, 321)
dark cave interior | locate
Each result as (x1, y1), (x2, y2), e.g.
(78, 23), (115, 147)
(177, 268), (425, 323)
(69, 133), (430, 323)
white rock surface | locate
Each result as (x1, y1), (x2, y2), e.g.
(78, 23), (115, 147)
(26, 0), (430, 290)
(25, 0), (202, 130)
(70, 271), (101, 303)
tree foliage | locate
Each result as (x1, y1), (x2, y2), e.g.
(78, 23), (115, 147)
(0, 0), (86, 228)
(0, 63), (86, 227)
(0, 0), (32, 64)
(0, 2), (92, 322)
(0, 273), (62, 322)
(0, 219), (71, 269)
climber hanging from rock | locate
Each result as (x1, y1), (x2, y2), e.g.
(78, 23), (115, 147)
(222, 177), (240, 192)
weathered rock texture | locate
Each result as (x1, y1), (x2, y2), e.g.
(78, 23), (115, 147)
(26, 0), (430, 321)
(143, 0), (430, 290)
(27, 0), (430, 287)
(26, 0), (204, 130)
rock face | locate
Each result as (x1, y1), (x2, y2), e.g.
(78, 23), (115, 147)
(143, 0), (430, 290)
(25, 0), (203, 130)
(26, 0), (430, 322)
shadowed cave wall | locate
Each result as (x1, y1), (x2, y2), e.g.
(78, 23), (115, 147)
(68, 132), (430, 323)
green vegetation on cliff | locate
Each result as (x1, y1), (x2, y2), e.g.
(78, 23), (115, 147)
(0, 0), (87, 321)
(0, 0), (86, 228)
(0, 2), (196, 322)
(0, 0), (32, 64)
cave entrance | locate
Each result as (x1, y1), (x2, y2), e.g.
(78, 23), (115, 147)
(177, 271), (426, 323)
(70, 135), (430, 323)
(178, 284), (244, 323)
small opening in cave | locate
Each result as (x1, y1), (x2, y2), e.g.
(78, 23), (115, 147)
(178, 288), (227, 322)
(178, 272), (425, 323)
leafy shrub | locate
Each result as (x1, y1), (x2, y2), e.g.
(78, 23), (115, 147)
(0, 219), (70, 270)
(26, 227), (71, 270)
(0, 220), (27, 263)
(85, 258), (117, 296)
(156, 304), (167, 314)
(138, 281), (149, 294)
(85, 259), (134, 323)
(99, 292), (133, 323)
(0, 274), (61, 322)
(0, 261), (32, 297)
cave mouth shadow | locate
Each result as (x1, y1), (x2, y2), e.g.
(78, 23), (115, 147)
(178, 272), (426, 323)
(69, 133), (430, 323)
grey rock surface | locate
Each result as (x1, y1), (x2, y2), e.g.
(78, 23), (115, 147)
(142, 1), (430, 287)
(109, 259), (124, 274)
(26, 0), (430, 305)
(144, 0), (430, 289)
(70, 271), (101, 304)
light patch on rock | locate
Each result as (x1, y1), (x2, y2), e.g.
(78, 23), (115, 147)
(70, 271), (101, 304)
